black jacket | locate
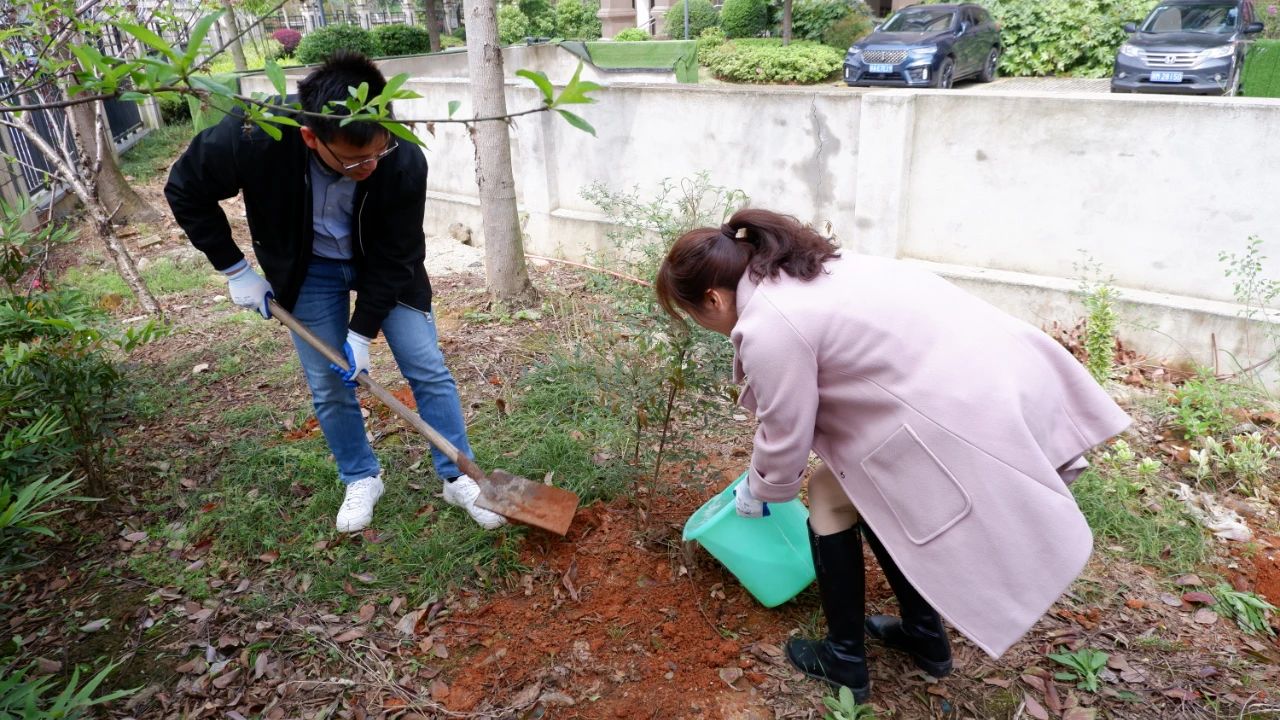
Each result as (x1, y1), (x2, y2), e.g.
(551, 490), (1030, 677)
(164, 105), (432, 338)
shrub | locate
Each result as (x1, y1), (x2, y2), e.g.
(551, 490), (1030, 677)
(271, 27), (303, 56)
(721, 0), (768, 37)
(696, 25), (728, 63)
(296, 24), (379, 64)
(821, 11), (873, 50)
(557, 0), (604, 40)
(614, 27), (651, 41)
(663, 0), (720, 39)
(976, 0), (1157, 78)
(372, 24), (433, 56)
(1263, 3), (1280, 39)
(440, 35), (465, 49)
(791, 0), (864, 42)
(521, 0), (558, 37)
(498, 3), (532, 45)
(703, 38), (843, 83)
(452, 25), (466, 41)
(0, 201), (158, 496)
(158, 92), (191, 124)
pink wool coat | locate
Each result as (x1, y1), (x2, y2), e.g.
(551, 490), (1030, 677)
(733, 254), (1131, 658)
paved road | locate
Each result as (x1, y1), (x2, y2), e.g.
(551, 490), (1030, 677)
(964, 76), (1112, 93)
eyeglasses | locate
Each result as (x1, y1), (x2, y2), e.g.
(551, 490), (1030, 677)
(316, 135), (398, 172)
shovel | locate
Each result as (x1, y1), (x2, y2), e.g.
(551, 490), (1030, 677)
(268, 299), (579, 535)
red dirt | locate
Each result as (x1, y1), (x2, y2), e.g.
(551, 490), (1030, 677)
(429, 476), (891, 719)
(1249, 535), (1280, 608)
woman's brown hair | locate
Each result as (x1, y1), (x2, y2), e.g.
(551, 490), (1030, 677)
(655, 208), (839, 322)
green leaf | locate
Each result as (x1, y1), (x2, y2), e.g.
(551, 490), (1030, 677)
(184, 11), (225, 66)
(516, 69), (556, 105)
(118, 22), (178, 63)
(265, 59), (287, 97)
(447, 100), (461, 118)
(1054, 672), (1078, 682)
(555, 109), (595, 137)
(255, 121), (283, 141)
(67, 44), (106, 74)
(553, 63), (602, 106)
(118, 91), (147, 103)
(383, 121), (424, 147)
(382, 73), (408, 100)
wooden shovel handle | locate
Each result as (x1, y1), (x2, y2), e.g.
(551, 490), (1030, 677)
(267, 299), (487, 481)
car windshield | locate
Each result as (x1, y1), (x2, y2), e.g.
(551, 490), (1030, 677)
(1141, 4), (1239, 33)
(880, 7), (957, 33)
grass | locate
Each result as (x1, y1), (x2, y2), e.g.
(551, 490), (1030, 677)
(126, 309), (640, 611)
(1072, 463), (1209, 575)
(60, 257), (220, 305)
(119, 124), (194, 183)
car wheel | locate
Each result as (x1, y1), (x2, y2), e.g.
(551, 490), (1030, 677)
(979, 48), (999, 83)
(933, 57), (956, 89)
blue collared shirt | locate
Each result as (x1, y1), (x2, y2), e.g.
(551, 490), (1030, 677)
(310, 154), (356, 259)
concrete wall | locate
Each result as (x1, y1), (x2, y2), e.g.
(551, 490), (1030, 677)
(239, 58), (1280, 383)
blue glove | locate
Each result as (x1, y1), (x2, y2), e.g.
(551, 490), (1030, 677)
(734, 480), (771, 519)
(329, 330), (371, 387)
(221, 259), (274, 318)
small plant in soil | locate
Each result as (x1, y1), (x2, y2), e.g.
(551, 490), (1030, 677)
(1212, 584), (1278, 636)
(1048, 647), (1109, 692)
(1075, 253), (1118, 384)
(823, 685), (877, 719)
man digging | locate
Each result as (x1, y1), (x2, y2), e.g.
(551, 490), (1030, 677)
(165, 52), (503, 533)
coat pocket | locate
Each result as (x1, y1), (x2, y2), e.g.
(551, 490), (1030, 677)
(860, 424), (972, 545)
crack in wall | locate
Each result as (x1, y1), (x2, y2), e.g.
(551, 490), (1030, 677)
(809, 94), (827, 208)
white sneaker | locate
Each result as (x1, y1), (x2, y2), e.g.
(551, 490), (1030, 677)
(442, 475), (507, 530)
(335, 475), (384, 533)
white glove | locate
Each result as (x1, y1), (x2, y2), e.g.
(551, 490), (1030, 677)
(734, 480), (770, 519)
(330, 329), (371, 387)
(222, 260), (273, 318)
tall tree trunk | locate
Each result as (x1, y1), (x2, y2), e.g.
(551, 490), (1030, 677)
(222, 0), (249, 72)
(782, 0), (792, 45)
(462, 0), (537, 306)
(67, 100), (162, 226)
(422, 0), (442, 52)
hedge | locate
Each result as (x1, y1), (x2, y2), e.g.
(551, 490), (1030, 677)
(296, 24), (379, 65)
(663, 0), (720, 39)
(721, 0), (769, 38)
(1242, 39), (1280, 97)
(702, 38), (843, 83)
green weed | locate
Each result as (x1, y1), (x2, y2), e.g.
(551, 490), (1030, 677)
(822, 686), (877, 720)
(1212, 584), (1277, 636)
(1049, 647), (1109, 692)
(1073, 449), (1208, 573)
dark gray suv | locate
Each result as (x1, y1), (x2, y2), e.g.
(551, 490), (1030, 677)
(1111, 0), (1264, 95)
(844, 4), (1002, 89)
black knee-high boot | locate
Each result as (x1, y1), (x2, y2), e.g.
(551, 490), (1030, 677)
(785, 523), (870, 703)
(861, 522), (953, 678)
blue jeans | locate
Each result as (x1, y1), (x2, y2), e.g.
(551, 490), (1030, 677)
(288, 258), (474, 485)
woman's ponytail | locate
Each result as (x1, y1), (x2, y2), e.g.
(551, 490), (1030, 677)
(656, 209), (839, 322)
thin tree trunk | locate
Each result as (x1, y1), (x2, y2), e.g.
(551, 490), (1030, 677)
(222, 0), (249, 71)
(7, 111), (163, 317)
(422, 0), (442, 52)
(67, 101), (162, 226)
(462, 0), (537, 306)
(782, 0), (792, 45)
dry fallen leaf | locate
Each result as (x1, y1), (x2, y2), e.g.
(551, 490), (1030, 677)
(78, 618), (109, 633)
(718, 667), (744, 689)
(1174, 574), (1203, 587)
(1193, 608), (1218, 625)
(351, 572), (376, 584)
(1023, 693), (1050, 720)
(258, 550), (279, 563)
(192, 363), (210, 374)
(333, 628), (366, 643)
(396, 609), (424, 636)
(1181, 591), (1215, 605)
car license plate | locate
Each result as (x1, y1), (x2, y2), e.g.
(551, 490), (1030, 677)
(1150, 71), (1183, 83)
(869, 63), (895, 73)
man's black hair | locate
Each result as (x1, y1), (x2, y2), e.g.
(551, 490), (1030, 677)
(297, 51), (389, 146)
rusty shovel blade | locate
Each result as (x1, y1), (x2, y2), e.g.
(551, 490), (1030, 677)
(475, 469), (578, 536)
